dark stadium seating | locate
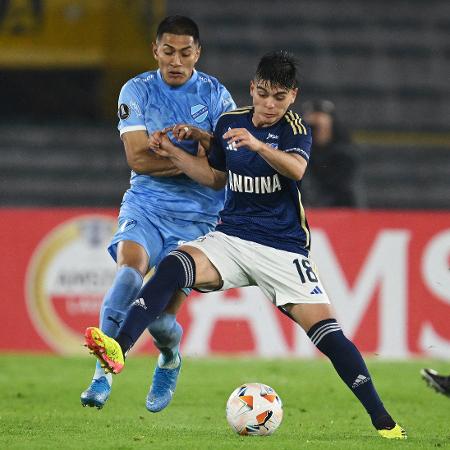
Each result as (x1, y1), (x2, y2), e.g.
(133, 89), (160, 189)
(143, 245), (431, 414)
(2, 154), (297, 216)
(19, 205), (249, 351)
(168, 0), (450, 131)
(1, 125), (449, 209)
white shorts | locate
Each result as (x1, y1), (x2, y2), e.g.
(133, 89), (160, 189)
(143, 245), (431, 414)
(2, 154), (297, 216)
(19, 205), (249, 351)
(185, 231), (330, 307)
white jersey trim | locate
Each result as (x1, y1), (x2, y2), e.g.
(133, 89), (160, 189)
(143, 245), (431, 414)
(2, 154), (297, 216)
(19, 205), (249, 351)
(119, 125), (147, 136)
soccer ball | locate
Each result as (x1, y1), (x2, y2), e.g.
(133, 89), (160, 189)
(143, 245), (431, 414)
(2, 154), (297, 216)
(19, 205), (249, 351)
(226, 383), (283, 436)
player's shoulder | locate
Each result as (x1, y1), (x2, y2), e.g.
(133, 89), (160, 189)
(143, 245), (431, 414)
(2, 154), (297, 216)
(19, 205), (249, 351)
(196, 70), (221, 87)
(122, 70), (158, 91)
(215, 106), (252, 128)
(282, 109), (311, 136)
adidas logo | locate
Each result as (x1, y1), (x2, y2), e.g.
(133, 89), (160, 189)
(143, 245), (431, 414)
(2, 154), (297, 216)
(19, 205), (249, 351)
(310, 286), (323, 295)
(132, 298), (147, 310)
(352, 374), (370, 389)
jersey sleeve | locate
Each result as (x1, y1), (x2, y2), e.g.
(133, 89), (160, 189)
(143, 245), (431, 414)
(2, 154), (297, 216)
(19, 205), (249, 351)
(117, 79), (147, 136)
(281, 114), (312, 162)
(210, 83), (236, 127)
(207, 117), (227, 172)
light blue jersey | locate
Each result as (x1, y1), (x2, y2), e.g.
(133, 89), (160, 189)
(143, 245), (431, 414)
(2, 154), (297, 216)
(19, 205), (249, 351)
(110, 69), (235, 269)
(117, 69), (235, 224)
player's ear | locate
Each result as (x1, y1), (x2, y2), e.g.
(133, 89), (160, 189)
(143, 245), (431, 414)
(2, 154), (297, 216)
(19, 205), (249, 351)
(194, 44), (201, 63)
(152, 41), (159, 60)
(290, 88), (299, 105)
(249, 80), (255, 96)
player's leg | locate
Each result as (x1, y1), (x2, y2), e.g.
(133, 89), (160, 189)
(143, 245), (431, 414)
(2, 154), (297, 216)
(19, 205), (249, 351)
(253, 249), (406, 439)
(80, 240), (147, 408)
(281, 302), (406, 439)
(144, 219), (214, 412)
(145, 290), (185, 412)
(85, 245), (222, 371)
(81, 207), (163, 409)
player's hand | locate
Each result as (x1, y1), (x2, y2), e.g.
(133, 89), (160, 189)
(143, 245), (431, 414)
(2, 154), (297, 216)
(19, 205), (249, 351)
(153, 133), (180, 158)
(222, 128), (263, 152)
(197, 143), (207, 158)
(148, 130), (168, 151)
(171, 124), (205, 142)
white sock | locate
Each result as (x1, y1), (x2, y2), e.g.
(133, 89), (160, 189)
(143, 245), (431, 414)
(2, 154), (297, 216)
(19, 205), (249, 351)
(93, 367), (113, 386)
(158, 353), (180, 369)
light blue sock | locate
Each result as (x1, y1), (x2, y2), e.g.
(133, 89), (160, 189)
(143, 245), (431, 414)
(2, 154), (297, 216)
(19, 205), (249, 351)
(92, 266), (143, 382)
(147, 313), (183, 367)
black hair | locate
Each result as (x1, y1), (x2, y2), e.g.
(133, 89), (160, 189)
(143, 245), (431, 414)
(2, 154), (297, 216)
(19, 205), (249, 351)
(156, 15), (200, 44)
(255, 51), (298, 90)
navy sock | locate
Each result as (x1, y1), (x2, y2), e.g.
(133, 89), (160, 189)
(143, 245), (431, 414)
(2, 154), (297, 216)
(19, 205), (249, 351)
(116, 250), (195, 355)
(308, 319), (395, 429)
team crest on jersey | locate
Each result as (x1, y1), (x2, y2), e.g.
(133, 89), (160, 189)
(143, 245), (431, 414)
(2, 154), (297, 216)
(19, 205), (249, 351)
(191, 104), (208, 123)
(118, 103), (130, 120)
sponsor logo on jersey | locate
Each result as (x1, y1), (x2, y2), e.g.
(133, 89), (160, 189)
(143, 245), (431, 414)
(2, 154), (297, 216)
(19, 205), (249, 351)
(191, 104), (208, 123)
(228, 171), (282, 194)
(267, 133), (279, 140)
(118, 103), (130, 119)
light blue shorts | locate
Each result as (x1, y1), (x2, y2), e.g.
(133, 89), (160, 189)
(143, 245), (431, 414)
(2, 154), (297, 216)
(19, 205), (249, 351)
(108, 199), (214, 271)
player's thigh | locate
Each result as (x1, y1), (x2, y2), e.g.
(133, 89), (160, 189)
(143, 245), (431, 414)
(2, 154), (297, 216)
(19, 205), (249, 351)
(116, 240), (149, 276)
(283, 302), (335, 333)
(180, 232), (252, 291)
(109, 206), (165, 272)
(179, 245), (223, 290)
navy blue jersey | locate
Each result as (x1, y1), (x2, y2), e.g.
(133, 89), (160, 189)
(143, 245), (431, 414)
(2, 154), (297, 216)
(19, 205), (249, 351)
(208, 107), (312, 256)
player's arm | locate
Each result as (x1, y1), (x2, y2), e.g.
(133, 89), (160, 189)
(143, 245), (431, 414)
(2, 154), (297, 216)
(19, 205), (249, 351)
(223, 128), (307, 180)
(153, 134), (227, 190)
(122, 130), (182, 177)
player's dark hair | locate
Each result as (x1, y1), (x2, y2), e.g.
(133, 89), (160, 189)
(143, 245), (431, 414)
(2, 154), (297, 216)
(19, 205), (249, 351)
(156, 15), (200, 44)
(255, 51), (298, 90)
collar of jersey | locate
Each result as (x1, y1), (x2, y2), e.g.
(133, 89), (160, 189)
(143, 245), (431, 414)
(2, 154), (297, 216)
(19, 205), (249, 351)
(156, 69), (199, 92)
(247, 108), (283, 131)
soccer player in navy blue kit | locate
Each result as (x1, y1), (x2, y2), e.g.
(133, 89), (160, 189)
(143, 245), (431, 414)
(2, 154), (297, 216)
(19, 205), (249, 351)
(84, 51), (406, 439)
(80, 16), (235, 411)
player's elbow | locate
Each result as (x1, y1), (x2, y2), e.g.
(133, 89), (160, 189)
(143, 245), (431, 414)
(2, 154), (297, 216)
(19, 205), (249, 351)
(126, 155), (146, 173)
(292, 166), (306, 181)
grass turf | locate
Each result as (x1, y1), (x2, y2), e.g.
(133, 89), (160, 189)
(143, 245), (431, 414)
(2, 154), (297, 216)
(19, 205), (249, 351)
(0, 355), (449, 449)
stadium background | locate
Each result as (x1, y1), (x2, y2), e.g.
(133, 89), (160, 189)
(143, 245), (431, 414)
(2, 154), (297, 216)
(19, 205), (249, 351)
(0, 0), (449, 361)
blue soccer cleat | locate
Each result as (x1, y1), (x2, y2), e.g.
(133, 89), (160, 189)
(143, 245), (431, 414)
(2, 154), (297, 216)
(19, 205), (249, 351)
(80, 376), (111, 409)
(146, 356), (182, 413)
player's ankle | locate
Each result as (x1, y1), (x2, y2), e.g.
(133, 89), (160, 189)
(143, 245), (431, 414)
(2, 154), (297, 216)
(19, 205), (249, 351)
(372, 413), (396, 430)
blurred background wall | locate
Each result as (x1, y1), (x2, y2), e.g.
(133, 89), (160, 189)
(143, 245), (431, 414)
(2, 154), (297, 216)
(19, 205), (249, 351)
(0, 0), (449, 209)
(0, 0), (449, 357)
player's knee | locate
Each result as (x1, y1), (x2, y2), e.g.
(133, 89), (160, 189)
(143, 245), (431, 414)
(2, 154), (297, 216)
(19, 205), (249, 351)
(157, 250), (196, 288)
(148, 313), (176, 336)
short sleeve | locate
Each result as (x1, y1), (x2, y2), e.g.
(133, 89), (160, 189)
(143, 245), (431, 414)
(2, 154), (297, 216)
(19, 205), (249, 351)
(207, 118), (227, 172)
(117, 80), (147, 136)
(281, 112), (313, 162)
(211, 83), (236, 128)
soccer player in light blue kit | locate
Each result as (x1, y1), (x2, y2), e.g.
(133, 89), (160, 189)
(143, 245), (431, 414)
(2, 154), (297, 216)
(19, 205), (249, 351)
(80, 15), (235, 411)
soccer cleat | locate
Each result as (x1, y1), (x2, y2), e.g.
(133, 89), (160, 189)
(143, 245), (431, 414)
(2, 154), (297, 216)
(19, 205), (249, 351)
(84, 327), (124, 374)
(378, 423), (407, 440)
(146, 356), (182, 413)
(421, 368), (450, 396)
(80, 377), (111, 409)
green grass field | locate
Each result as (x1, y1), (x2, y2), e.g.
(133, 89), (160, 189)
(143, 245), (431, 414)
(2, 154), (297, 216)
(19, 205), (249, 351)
(0, 355), (448, 449)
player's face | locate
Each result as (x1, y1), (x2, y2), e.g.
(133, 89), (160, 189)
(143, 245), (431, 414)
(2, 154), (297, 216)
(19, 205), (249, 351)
(250, 80), (298, 127)
(153, 33), (201, 86)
